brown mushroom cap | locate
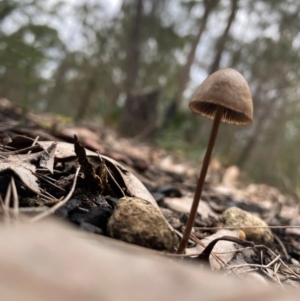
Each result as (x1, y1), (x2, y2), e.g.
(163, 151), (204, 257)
(189, 68), (253, 125)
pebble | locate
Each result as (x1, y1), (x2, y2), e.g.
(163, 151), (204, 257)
(107, 196), (179, 252)
(220, 207), (273, 244)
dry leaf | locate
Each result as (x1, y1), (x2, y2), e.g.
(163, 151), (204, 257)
(38, 141), (158, 206)
(0, 152), (41, 193)
(39, 142), (57, 173)
(164, 196), (218, 220)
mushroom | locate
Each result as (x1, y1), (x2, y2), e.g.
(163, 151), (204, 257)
(177, 68), (253, 254)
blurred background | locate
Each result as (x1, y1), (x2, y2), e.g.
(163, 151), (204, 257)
(1, 0), (300, 194)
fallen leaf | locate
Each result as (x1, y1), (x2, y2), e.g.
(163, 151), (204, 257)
(0, 152), (41, 193)
(164, 196), (218, 220)
(39, 142), (57, 173)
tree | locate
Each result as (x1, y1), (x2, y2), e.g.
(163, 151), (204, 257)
(177, 0), (219, 104)
(125, 0), (143, 94)
(208, 0), (239, 74)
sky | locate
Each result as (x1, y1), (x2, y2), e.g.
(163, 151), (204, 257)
(1, 0), (281, 99)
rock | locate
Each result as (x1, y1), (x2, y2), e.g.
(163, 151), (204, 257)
(220, 207), (273, 244)
(107, 196), (179, 252)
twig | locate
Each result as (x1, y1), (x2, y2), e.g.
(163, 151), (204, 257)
(36, 168), (51, 172)
(39, 188), (57, 200)
(190, 233), (228, 268)
(260, 266), (283, 288)
(162, 246), (254, 259)
(27, 136), (40, 154)
(35, 173), (66, 192)
(271, 262), (283, 289)
(213, 246), (254, 255)
(5, 145), (40, 155)
(97, 152), (125, 197)
(30, 167), (80, 222)
(227, 254), (281, 271)
(11, 177), (19, 219)
(195, 225), (300, 230)
(273, 233), (289, 260)
(255, 245), (300, 280)
(0, 195), (9, 222)
(4, 182), (11, 210)
(35, 173), (57, 183)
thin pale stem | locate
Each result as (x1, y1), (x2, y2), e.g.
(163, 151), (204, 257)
(177, 105), (224, 254)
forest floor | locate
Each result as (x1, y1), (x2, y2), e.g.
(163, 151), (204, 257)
(0, 97), (300, 289)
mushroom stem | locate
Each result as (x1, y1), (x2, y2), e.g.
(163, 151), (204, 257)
(177, 105), (224, 254)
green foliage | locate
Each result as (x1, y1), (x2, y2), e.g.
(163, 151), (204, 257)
(2, 0), (300, 192)
(0, 1), (18, 21)
(0, 3), (65, 112)
(156, 111), (206, 161)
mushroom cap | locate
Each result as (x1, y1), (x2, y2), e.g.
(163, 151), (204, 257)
(189, 68), (253, 125)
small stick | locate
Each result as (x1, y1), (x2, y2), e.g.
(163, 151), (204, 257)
(30, 167), (80, 222)
(11, 177), (19, 219)
(27, 136), (40, 154)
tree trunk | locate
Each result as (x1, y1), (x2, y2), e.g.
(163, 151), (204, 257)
(162, 0), (218, 128)
(46, 54), (69, 112)
(237, 93), (279, 168)
(177, 0), (218, 104)
(120, 0), (157, 138)
(208, 0), (239, 74)
(125, 0), (143, 94)
(237, 113), (268, 168)
(119, 89), (159, 138)
(75, 76), (96, 122)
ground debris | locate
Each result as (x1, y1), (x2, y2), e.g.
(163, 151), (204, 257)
(0, 98), (300, 288)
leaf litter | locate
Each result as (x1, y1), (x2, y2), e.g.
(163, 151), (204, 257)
(0, 98), (300, 288)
